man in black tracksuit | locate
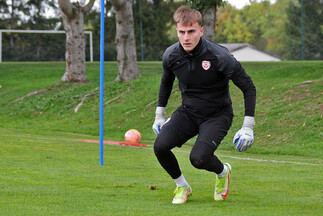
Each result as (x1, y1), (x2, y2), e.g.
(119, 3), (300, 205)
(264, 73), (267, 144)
(152, 6), (256, 204)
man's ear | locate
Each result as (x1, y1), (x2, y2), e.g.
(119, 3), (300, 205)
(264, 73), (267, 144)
(200, 27), (204, 37)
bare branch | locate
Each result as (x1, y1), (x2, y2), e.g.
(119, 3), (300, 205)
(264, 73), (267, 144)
(14, 89), (47, 102)
(125, 109), (137, 114)
(58, 0), (74, 17)
(83, 0), (96, 14)
(13, 82), (62, 103)
(110, 0), (127, 11)
(74, 92), (99, 113)
(145, 99), (158, 107)
(105, 86), (131, 105)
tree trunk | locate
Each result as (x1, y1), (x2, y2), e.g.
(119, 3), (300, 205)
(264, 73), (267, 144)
(111, 0), (140, 82)
(58, 0), (95, 82)
(203, 4), (217, 42)
(9, 0), (16, 48)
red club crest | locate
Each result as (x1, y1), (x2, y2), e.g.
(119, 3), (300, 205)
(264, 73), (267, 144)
(202, 60), (211, 70)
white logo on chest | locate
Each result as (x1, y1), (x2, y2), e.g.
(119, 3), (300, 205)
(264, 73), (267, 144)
(202, 61), (211, 70)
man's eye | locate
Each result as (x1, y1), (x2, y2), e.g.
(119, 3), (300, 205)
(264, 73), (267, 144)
(188, 30), (195, 34)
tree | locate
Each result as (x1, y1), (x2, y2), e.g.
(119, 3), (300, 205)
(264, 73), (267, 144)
(213, 4), (234, 43)
(217, 1), (272, 48)
(215, 0), (288, 58)
(186, 0), (227, 41)
(24, 0), (61, 60)
(58, 0), (95, 82)
(1, 0), (30, 48)
(1, 0), (62, 61)
(84, 1), (118, 61)
(223, 12), (254, 43)
(133, 0), (178, 61)
(285, 0), (323, 60)
(111, 0), (140, 82)
(242, 1), (271, 48)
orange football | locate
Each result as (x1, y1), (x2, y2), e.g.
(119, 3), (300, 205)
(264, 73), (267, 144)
(124, 129), (141, 143)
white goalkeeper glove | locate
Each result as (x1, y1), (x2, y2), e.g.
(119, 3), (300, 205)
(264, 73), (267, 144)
(152, 106), (165, 135)
(233, 116), (255, 152)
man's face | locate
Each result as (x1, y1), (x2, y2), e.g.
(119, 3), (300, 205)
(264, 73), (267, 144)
(177, 22), (204, 52)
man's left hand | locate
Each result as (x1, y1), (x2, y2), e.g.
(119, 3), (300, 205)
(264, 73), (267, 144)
(233, 128), (254, 151)
(233, 116), (255, 152)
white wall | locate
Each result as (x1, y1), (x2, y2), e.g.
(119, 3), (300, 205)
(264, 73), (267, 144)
(231, 47), (281, 62)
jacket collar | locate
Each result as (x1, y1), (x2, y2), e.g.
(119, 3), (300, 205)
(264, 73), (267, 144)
(179, 38), (204, 58)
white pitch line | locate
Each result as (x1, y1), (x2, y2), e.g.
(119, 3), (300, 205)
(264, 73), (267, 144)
(220, 155), (322, 166)
(0, 132), (322, 166)
(170, 149), (322, 166)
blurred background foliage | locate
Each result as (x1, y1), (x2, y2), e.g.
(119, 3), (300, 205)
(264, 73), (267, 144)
(0, 0), (322, 61)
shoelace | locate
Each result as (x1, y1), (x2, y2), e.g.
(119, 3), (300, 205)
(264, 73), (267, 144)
(216, 177), (226, 193)
(173, 187), (186, 198)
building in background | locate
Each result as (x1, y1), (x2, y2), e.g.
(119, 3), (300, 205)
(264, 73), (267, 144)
(220, 43), (282, 61)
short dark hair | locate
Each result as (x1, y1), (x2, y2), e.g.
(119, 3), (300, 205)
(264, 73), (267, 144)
(173, 6), (202, 26)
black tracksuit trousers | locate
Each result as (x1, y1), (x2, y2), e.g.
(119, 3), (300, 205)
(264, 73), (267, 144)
(153, 105), (233, 179)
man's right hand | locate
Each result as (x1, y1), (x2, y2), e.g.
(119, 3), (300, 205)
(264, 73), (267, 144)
(152, 107), (166, 135)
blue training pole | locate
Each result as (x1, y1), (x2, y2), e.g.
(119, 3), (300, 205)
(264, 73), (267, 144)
(99, 0), (105, 166)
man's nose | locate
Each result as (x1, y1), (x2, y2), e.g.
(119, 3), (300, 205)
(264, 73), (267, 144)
(184, 33), (189, 40)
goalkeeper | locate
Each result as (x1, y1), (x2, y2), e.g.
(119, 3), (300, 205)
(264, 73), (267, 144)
(152, 6), (256, 204)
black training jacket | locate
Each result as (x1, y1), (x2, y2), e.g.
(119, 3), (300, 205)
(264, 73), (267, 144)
(158, 38), (256, 117)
